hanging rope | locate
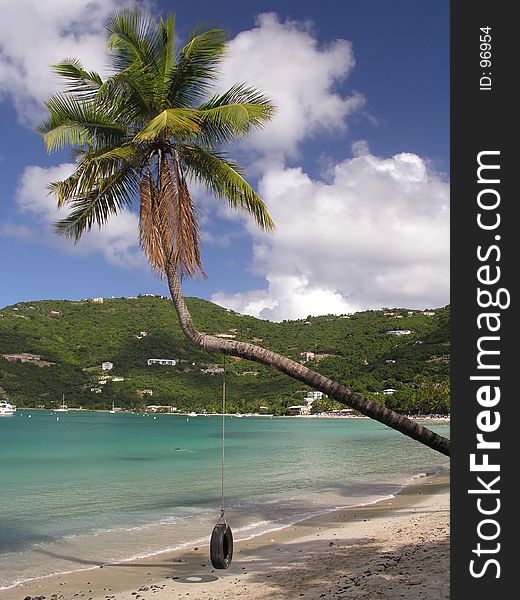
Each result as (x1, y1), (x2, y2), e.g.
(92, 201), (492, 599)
(210, 354), (234, 569)
(220, 354), (226, 520)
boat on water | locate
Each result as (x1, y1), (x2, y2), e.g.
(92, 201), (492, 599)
(109, 401), (117, 414)
(0, 400), (16, 417)
(187, 411), (198, 417)
(54, 394), (68, 413)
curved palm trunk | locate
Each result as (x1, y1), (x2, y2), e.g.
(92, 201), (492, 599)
(165, 264), (450, 457)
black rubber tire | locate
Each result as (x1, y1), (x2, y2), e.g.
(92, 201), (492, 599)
(210, 523), (233, 569)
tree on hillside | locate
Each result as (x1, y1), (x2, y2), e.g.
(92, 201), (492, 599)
(39, 9), (449, 456)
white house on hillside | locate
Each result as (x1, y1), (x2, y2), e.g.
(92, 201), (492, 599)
(147, 358), (177, 366)
(305, 391), (324, 401)
(102, 362), (113, 370)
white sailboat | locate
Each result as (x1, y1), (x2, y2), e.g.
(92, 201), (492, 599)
(55, 394), (68, 413)
(109, 401), (117, 414)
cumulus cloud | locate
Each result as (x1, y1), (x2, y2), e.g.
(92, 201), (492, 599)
(212, 144), (449, 321)
(0, 0), (133, 123)
(212, 19), (449, 320)
(14, 163), (143, 269)
(218, 13), (364, 160)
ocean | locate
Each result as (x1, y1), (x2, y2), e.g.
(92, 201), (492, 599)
(0, 410), (449, 590)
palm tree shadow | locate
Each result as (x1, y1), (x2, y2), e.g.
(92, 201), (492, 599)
(232, 533), (450, 598)
(37, 548), (201, 569)
(35, 547), (219, 583)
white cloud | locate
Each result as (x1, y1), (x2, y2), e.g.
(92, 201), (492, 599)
(212, 144), (449, 321)
(219, 12), (363, 161)
(0, 222), (35, 240)
(213, 275), (356, 321)
(0, 0), (133, 123)
(15, 163), (143, 269)
(201, 17), (450, 320)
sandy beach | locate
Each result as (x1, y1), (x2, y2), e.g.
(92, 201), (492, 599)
(1, 473), (449, 600)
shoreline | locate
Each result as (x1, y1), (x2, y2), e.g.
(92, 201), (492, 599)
(13, 408), (450, 421)
(1, 471), (450, 600)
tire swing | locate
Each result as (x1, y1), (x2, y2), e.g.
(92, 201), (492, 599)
(210, 356), (233, 569)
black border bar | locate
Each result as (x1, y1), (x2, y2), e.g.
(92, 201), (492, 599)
(451, 2), (515, 597)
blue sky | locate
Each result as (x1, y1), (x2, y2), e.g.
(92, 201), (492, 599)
(0, 0), (449, 320)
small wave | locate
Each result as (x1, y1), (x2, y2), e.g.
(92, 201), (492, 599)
(0, 565), (101, 592)
(62, 519), (179, 540)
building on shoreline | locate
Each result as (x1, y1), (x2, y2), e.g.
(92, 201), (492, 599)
(146, 404), (176, 412)
(288, 391), (325, 415)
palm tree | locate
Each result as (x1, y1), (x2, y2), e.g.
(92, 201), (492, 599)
(38, 9), (450, 456)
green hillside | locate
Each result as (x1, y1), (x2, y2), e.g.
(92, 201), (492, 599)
(0, 296), (450, 415)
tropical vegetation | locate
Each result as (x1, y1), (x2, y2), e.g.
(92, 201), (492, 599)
(0, 297), (450, 416)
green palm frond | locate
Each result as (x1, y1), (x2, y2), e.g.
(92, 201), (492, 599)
(36, 123), (90, 153)
(180, 146), (274, 232)
(158, 15), (176, 102)
(48, 146), (138, 208)
(95, 145), (140, 162)
(95, 66), (157, 122)
(168, 28), (227, 107)
(54, 163), (139, 240)
(107, 9), (160, 73)
(66, 143), (142, 170)
(53, 59), (103, 100)
(38, 93), (130, 153)
(196, 84), (275, 144)
(134, 108), (202, 141)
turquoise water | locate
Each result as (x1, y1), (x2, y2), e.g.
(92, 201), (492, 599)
(0, 410), (449, 589)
